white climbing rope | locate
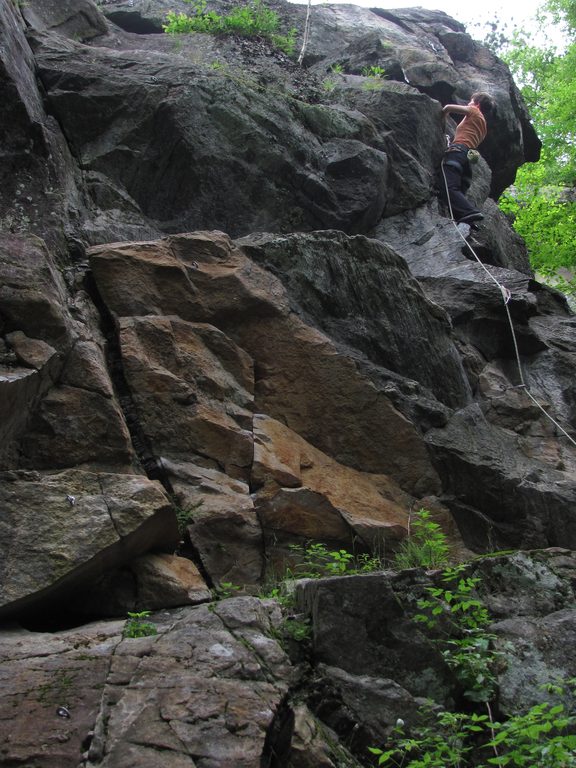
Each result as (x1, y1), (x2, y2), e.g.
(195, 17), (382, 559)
(440, 160), (576, 448)
(297, 0), (313, 66)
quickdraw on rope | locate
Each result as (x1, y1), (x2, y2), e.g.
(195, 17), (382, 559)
(440, 160), (576, 448)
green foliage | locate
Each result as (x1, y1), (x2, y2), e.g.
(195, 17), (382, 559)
(288, 541), (382, 579)
(414, 564), (498, 703)
(393, 509), (451, 570)
(491, 0), (576, 282)
(163, 0), (297, 55)
(322, 77), (338, 92)
(547, 0), (576, 33)
(164, 1), (224, 34)
(360, 65), (387, 91)
(282, 615), (312, 643)
(322, 67), (345, 94)
(369, 691), (576, 767)
(500, 190), (576, 275)
(213, 580), (241, 599)
(547, 0), (576, 30)
(362, 65), (386, 78)
(369, 709), (490, 767)
(289, 542), (353, 577)
(370, 562), (576, 768)
(504, 33), (576, 187)
(123, 610), (158, 639)
(485, 695), (576, 766)
(174, 500), (203, 536)
(226, 0), (279, 36)
(259, 583), (296, 609)
(356, 552), (384, 572)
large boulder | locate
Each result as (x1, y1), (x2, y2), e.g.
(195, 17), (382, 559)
(21, 0), (108, 39)
(0, 469), (178, 619)
(0, 0), (539, 250)
(2, 206), (576, 612)
(30, 29), (389, 241)
(67, 552), (212, 616)
(253, 414), (415, 577)
(88, 230), (460, 585)
(89, 231), (446, 494)
(0, 597), (308, 768)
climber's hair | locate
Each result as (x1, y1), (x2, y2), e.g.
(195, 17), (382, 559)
(471, 92), (496, 117)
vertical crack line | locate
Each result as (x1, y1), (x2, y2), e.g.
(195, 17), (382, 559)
(97, 473), (121, 539)
(261, 693), (295, 768)
(83, 270), (175, 495)
(82, 626), (125, 767)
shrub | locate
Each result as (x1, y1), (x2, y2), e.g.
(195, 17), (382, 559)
(370, 563), (576, 767)
(369, 687), (576, 767)
(282, 615), (311, 643)
(414, 564), (498, 703)
(500, 190), (576, 276)
(164, 0), (297, 55)
(393, 509), (451, 570)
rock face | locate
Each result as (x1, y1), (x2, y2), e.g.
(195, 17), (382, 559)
(2, 0), (540, 248)
(1, 0), (576, 764)
(294, 549), (576, 758)
(0, 598), (306, 768)
(2, 552), (576, 768)
(0, 469), (178, 618)
(0, 0), (574, 612)
(86, 230), (445, 587)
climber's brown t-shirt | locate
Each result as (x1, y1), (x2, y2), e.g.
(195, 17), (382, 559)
(453, 106), (487, 149)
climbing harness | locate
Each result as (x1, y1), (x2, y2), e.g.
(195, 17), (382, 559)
(444, 142), (480, 165)
(439, 161), (576, 449)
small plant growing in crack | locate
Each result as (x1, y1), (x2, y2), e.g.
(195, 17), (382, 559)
(174, 500), (204, 537)
(287, 541), (383, 579)
(37, 670), (75, 706)
(393, 509), (451, 570)
(213, 581), (242, 600)
(281, 615), (311, 643)
(123, 610), (158, 639)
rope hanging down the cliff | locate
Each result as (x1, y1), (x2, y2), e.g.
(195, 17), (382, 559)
(297, 0), (312, 66)
(440, 162), (576, 449)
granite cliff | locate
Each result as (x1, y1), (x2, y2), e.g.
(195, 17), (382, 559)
(1, 0), (576, 765)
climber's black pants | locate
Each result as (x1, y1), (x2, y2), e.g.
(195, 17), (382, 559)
(440, 146), (480, 221)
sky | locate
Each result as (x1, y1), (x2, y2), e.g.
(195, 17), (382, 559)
(290, 0), (547, 43)
(342, 0), (542, 31)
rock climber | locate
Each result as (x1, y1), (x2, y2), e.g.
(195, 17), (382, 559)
(440, 92), (496, 225)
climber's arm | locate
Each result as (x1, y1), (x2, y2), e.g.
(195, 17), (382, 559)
(442, 104), (474, 118)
